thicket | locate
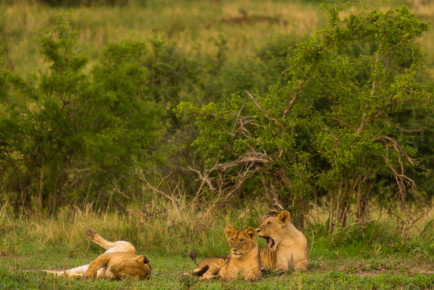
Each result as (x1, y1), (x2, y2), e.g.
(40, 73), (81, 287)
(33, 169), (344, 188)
(0, 5), (432, 236)
(0, 11), (290, 213)
(177, 6), (433, 232)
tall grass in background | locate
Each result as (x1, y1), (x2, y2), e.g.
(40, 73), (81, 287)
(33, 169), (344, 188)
(0, 0), (325, 76)
(0, 196), (262, 258)
(1, 0), (433, 76)
(1, 194), (432, 260)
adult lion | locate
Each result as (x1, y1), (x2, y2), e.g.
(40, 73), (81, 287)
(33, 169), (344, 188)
(45, 229), (152, 280)
(256, 210), (308, 271)
(191, 226), (262, 281)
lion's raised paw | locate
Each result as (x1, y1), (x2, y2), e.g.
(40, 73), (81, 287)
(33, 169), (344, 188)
(86, 229), (98, 240)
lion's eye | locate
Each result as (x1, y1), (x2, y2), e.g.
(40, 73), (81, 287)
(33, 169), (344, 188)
(231, 239), (234, 242)
(240, 239), (244, 243)
(267, 222), (272, 225)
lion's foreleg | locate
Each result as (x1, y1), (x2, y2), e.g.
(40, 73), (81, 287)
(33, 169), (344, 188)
(275, 256), (289, 272)
(294, 259), (308, 271)
(245, 266), (262, 281)
(83, 253), (111, 278)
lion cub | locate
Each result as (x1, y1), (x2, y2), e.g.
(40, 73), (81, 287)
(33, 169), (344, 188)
(191, 226), (262, 281)
(45, 229), (151, 280)
(256, 210), (308, 272)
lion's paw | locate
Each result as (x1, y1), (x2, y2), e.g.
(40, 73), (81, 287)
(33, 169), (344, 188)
(86, 229), (98, 240)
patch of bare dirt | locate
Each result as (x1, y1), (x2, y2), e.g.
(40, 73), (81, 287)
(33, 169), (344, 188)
(221, 14), (283, 25)
(335, 260), (434, 276)
(0, 255), (26, 260)
(401, 261), (434, 275)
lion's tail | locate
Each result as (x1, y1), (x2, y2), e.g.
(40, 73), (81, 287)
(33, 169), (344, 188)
(188, 251), (198, 266)
(192, 265), (209, 277)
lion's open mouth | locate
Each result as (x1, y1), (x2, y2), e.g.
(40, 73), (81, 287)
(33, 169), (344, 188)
(263, 236), (275, 248)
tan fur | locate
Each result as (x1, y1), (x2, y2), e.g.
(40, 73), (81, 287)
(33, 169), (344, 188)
(256, 210), (308, 272)
(45, 229), (151, 280)
(259, 247), (277, 270)
(192, 226), (262, 281)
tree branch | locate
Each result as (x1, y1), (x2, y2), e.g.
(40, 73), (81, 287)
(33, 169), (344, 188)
(246, 91), (284, 130)
(383, 116), (424, 133)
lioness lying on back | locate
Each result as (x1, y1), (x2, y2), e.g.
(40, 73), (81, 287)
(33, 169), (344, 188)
(45, 229), (151, 280)
(191, 226), (262, 281)
(256, 210), (308, 272)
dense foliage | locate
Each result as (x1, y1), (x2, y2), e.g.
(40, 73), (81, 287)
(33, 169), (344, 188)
(178, 6), (432, 230)
(0, 11), (289, 212)
(0, 17), (167, 211)
(0, 5), (432, 226)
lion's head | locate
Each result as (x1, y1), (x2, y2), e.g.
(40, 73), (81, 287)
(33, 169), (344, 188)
(110, 254), (152, 280)
(225, 226), (257, 259)
(256, 210), (290, 251)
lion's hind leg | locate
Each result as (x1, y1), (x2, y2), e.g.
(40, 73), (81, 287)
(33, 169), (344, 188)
(192, 258), (225, 281)
(45, 264), (108, 278)
(45, 264), (89, 278)
(86, 229), (135, 254)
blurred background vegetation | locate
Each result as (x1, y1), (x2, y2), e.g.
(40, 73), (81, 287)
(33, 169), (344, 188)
(0, 0), (432, 246)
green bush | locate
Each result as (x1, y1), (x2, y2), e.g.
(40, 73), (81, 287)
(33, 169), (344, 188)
(178, 6), (432, 230)
(0, 15), (168, 212)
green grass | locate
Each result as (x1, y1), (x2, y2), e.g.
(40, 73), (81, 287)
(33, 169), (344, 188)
(0, 0), (325, 76)
(0, 202), (432, 289)
(1, 253), (432, 289)
(2, 0), (434, 79)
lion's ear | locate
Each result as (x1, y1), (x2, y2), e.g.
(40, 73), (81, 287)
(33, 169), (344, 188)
(135, 255), (150, 264)
(225, 225), (236, 238)
(142, 255), (150, 264)
(244, 227), (256, 239)
(278, 210), (290, 225)
(135, 255), (147, 264)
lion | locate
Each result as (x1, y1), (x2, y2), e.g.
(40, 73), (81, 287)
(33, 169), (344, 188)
(256, 210), (308, 272)
(190, 226), (262, 281)
(45, 229), (151, 280)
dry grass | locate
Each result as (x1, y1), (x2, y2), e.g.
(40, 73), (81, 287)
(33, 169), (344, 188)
(2, 1), (432, 77)
(405, 0), (434, 78)
(1, 1), (324, 75)
(1, 193), (432, 259)
(310, 200), (433, 230)
(0, 189), (246, 257)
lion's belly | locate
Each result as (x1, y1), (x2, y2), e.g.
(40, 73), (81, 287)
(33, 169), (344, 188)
(96, 266), (112, 278)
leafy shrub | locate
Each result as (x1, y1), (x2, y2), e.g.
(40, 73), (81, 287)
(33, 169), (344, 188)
(178, 6), (431, 231)
(0, 15), (169, 212)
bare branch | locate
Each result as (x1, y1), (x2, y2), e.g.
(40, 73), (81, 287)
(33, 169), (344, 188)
(282, 79), (304, 120)
(356, 106), (370, 135)
(189, 166), (216, 192)
(214, 151), (272, 172)
(383, 116), (424, 133)
(188, 150), (272, 205)
(379, 136), (414, 166)
(246, 91), (284, 130)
